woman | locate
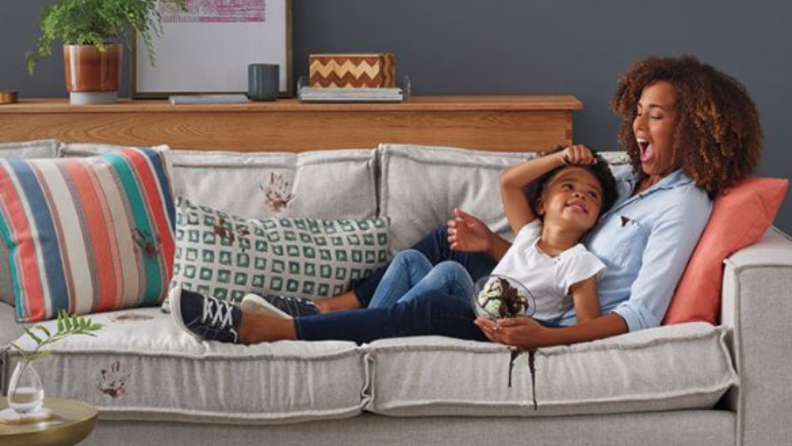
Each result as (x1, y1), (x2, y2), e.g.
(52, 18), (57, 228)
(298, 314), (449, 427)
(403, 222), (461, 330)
(171, 55), (763, 349)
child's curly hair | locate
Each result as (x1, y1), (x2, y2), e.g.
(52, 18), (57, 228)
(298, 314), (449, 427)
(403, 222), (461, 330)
(526, 148), (618, 220)
(610, 55), (763, 197)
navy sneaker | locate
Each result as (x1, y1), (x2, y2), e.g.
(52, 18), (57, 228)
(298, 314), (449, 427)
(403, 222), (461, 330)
(170, 286), (242, 343)
(241, 293), (320, 319)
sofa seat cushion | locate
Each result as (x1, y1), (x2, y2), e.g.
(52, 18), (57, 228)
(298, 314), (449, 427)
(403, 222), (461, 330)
(60, 144), (379, 221)
(364, 323), (736, 418)
(8, 307), (366, 425)
(533, 322), (738, 416)
(364, 336), (535, 416)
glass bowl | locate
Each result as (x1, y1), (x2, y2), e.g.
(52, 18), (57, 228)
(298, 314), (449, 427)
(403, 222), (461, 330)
(472, 275), (536, 320)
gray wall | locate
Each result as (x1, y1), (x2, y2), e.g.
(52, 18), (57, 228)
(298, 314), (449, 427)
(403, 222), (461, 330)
(2, 0), (791, 233)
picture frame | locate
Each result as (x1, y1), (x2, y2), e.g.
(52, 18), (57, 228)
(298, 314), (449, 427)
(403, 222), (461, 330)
(131, 0), (293, 99)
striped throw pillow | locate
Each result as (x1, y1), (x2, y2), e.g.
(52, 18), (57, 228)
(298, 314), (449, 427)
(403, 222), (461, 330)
(0, 146), (176, 322)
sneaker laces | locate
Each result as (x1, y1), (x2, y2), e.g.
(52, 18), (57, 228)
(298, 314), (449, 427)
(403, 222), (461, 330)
(202, 296), (237, 332)
(293, 296), (317, 306)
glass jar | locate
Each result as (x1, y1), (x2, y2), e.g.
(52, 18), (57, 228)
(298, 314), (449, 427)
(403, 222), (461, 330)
(7, 360), (45, 414)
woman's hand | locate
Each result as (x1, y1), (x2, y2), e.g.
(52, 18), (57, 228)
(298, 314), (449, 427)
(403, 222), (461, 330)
(560, 144), (598, 166)
(474, 316), (547, 350)
(447, 208), (492, 253)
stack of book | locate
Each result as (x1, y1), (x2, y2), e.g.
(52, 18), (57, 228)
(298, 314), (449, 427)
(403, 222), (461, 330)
(297, 76), (409, 103)
(298, 86), (404, 103)
(169, 94), (248, 105)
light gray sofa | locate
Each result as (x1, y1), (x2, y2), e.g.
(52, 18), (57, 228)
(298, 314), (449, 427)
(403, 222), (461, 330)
(2, 140), (792, 446)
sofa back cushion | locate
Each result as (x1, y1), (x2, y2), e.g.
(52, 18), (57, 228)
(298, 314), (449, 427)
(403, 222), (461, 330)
(378, 144), (534, 255)
(0, 146), (176, 322)
(0, 140), (60, 159)
(60, 144), (379, 221)
(0, 141), (61, 307)
(378, 144), (631, 255)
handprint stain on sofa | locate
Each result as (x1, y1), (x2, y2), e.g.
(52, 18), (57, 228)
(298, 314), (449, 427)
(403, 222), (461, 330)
(261, 173), (295, 213)
(96, 361), (131, 399)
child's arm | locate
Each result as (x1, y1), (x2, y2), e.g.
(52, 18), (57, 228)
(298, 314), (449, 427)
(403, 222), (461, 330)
(448, 208), (512, 260)
(499, 146), (595, 234)
(569, 276), (601, 324)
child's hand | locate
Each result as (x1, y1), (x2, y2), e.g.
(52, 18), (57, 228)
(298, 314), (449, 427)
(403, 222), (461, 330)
(447, 208), (492, 253)
(560, 144), (598, 166)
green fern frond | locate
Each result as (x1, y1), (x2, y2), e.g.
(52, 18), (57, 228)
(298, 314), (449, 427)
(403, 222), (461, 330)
(11, 311), (104, 362)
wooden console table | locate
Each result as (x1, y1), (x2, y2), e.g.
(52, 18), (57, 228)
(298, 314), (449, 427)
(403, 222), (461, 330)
(0, 96), (581, 152)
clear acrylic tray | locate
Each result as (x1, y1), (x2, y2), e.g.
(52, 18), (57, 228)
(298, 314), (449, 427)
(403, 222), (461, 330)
(297, 75), (411, 103)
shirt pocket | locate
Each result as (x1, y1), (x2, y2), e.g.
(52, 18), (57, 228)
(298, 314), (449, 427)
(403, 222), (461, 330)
(610, 216), (649, 268)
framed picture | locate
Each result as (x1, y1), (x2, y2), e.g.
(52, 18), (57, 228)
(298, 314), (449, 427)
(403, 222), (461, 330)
(131, 0), (293, 98)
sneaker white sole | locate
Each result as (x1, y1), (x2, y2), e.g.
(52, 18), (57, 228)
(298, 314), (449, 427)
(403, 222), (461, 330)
(241, 293), (293, 319)
(169, 286), (203, 341)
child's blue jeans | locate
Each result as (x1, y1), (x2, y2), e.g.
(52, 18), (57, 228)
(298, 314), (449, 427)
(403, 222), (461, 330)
(356, 226), (498, 307)
(294, 227), (498, 344)
(368, 249), (474, 309)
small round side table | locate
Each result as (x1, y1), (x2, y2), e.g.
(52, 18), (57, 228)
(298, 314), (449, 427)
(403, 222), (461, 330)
(0, 397), (97, 446)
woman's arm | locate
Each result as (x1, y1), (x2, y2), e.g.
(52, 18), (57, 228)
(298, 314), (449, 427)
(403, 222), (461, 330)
(500, 146), (596, 234)
(474, 312), (628, 350)
(569, 277), (601, 323)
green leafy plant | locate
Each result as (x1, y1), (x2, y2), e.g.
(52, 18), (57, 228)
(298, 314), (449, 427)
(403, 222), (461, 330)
(11, 310), (104, 362)
(26, 0), (187, 75)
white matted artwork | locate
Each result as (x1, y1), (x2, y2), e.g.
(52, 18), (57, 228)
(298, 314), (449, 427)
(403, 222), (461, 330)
(132, 0), (292, 98)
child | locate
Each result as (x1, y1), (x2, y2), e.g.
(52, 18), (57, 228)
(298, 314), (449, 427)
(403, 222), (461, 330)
(242, 145), (617, 327)
(487, 145), (617, 325)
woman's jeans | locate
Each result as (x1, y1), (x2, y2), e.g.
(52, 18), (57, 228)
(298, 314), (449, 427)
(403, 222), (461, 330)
(295, 289), (488, 343)
(294, 227), (498, 344)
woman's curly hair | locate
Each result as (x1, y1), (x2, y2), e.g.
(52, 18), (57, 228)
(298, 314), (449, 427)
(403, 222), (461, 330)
(610, 55), (763, 197)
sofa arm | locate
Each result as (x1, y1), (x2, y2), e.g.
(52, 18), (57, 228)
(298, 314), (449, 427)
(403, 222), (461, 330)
(0, 302), (22, 350)
(0, 301), (22, 396)
(721, 226), (792, 446)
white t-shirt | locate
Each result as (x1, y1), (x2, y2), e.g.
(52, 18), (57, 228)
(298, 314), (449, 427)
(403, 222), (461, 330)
(490, 220), (606, 322)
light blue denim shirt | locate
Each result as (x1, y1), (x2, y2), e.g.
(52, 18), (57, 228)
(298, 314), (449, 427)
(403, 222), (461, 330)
(555, 167), (713, 331)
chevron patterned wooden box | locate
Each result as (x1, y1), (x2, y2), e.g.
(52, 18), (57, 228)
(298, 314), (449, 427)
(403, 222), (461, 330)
(309, 53), (396, 88)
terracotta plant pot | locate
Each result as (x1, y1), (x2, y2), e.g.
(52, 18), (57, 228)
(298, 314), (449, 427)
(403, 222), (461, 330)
(63, 44), (122, 105)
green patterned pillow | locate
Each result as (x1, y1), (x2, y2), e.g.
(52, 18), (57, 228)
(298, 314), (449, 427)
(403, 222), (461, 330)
(172, 196), (390, 303)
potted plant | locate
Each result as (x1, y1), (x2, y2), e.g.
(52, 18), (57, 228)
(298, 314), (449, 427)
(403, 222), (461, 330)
(7, 311), (103, 414)
(26, 0), (186, 105)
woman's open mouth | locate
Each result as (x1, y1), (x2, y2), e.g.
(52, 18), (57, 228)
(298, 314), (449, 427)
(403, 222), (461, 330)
(637, 138), (653, 163)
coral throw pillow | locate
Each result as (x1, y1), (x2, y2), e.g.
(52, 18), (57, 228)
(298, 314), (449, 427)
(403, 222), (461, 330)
(663, 177), (788, 325)
(0, 146), (176, 322)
